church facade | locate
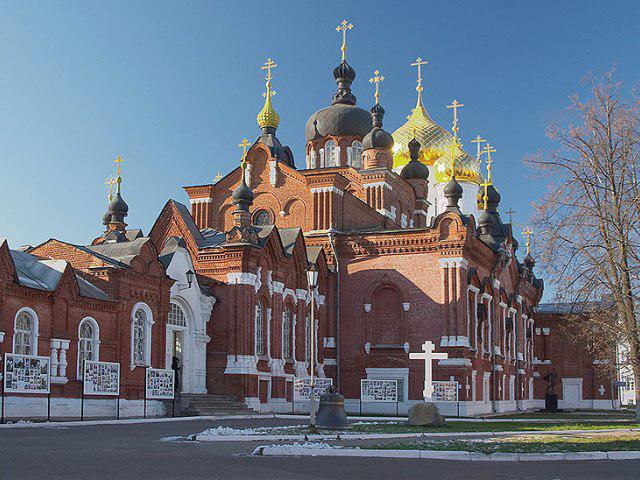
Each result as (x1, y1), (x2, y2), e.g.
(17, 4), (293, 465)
(0, 26), (621, 419)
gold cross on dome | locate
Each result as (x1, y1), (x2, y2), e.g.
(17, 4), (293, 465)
(506, 208), (516, 225)
(114, 154), (125, 177)
(336, 19), (353, 62)
(522, 228), (534, 255)
(261, 58), (277, 83)
(105, 176), (116, 202)
(483, 143), (496, 183)
(369, 69), (384, 104)
(238, 138), (250, 160)
(471, 135), (486, 160)
(214, 172), (222, 182)
(410, 57), (428, 93)
(447, 100), (465, 138)
(480, 180), (491, 210)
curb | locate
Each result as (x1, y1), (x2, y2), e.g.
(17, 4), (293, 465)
(195, 427), (640, 443)
(0, 414), (269, 430)
(274, 414), (634, 424)
(253, 445), (640, 462)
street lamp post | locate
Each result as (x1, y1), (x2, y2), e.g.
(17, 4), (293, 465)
(306, 262), (319, 428)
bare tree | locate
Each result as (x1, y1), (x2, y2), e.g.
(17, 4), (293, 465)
(526, 69), (640, 420)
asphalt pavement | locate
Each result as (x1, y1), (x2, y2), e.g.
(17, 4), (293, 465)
(1, 417), (639, 480)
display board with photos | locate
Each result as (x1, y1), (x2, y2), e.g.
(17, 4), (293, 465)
(432, 380), (459, 402)
(83, 360), (120, 396)
(145, 368), (175, 399)
(293, 377), (333, 401)
(360, 379), (398, 403)
(3, 353), (50, 394)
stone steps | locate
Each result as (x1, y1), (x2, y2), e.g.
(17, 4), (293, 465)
(176, 394), (255, 416)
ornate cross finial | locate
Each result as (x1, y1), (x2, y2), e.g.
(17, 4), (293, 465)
(238, 138), (250, 183)
(105, 176), (116, 202)
(471, 135), (486, 160)
(113, 154), (125, 193)
(369, 69), (384, 105)
(480, 179), (491, 210)
(483, 143), (497, 183)
(261, 57), (277, 83)
(506, 208), (515, 225)
(446, 99), (465, 139)
(214, 172), (222, 182)
(522, 228), (534, 255)
(410, 56), (428, 106)
(336, 19), (353, 62)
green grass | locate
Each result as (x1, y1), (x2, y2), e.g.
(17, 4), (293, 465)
(489, 410), (635, 420)
(254, 421), (639, 436)
(364, 434), (640, 454)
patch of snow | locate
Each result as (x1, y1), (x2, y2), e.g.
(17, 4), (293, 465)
(198, 424), (304, 437)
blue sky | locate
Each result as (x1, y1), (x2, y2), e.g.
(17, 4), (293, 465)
(0, 1), (638, 294)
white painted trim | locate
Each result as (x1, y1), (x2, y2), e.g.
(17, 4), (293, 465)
(310, 186), (344, 196)
(13, 307), (39, 355)
(226, 272), (259, 286)
(77, 317), (100, 379)
(130, 302), (154, 370)
(439, 258), (469, 270)
(362, 181), (392, 190)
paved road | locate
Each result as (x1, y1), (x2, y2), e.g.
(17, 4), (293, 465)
(1, 417), (639, 480)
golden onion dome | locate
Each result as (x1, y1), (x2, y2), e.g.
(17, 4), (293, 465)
(392, 96), (482, 184)
(257, 90), (280, 129)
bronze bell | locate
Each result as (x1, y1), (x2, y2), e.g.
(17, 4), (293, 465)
(316, 387), (350, 430)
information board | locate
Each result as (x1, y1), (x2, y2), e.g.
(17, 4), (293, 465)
(293, 377), (332, 401)
(145, 368), (175, 399)
(432, 381), (459, 402)
(83, 360), (120, 396)
(360, 379), (398, 403)
(3, 353), (50, 394)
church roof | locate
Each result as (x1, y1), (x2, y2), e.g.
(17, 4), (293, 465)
(391, 98), (482, 184)
(6, 243), (109, 300)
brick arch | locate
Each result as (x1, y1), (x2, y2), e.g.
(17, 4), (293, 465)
(283, 197), (306, 220)
(367, 284), (405, 345)
(253, 191), (283, 218)
(217, 203), (235, 231)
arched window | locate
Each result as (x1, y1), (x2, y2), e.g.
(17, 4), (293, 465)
(325, 140), (339, 166)
(282, 307), (292, 359)
(351, 141), (363, 168)
(253, 209), (273, 226)
(168, 303), (187, 327)
(318, 148), (325, 168)
(13, 309), (37, 355)
(77, 318), (100, 379)
(255, 300), (265, 356)
(130, 303), (153, 369)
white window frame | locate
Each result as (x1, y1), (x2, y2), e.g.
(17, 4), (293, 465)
(130, 302), (154, 370)
(499, 302), (507, 357)
(481, 293), (493, 354)
(13, 307), (38, 355)
(351, 141), (363, 168)
(325, 140), (338, 166)
(77, 317), (100, 379)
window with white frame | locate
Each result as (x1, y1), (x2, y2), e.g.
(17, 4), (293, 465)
(132, 310), (146, 366)
(282, 307), (292, 359)
(168, 303), (187, 327)
(318, 148), (325, 168)
(255, 300), (265, 356)
(467, 286), (479, 351)
(351, 141), (363, 168)
(325, 140), (339, 166)
(77, 318), (99, 379)
(13, 309), (37, 355)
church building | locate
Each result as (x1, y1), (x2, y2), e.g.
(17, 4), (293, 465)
(0, 21), (619, 419)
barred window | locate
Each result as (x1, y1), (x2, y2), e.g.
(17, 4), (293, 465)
(255, 301), (265, 356)
(133, 310), (146, 366)
(351, 141), (363, 168)
(78, 318), (99, 379)
(168, 303), (187, 327)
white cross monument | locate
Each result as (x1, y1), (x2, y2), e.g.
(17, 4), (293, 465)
(409, 341), (448, 401)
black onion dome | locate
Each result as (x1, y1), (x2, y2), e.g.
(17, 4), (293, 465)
(400, 159), (429, 180)
(478, 208), (495, 229)
(487, 184), (501, 207)
(363, 103), (393, 151)
(524, 253), (535, 270)
(305, 104), (372, 141)
(400, 137), (429, 180)
(444, 176), (463, 198)
(107, 192), (129, 223)
(232, 180), (254, 204)
(305, 60), (371, 141)
(102, 210), (112, 226)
